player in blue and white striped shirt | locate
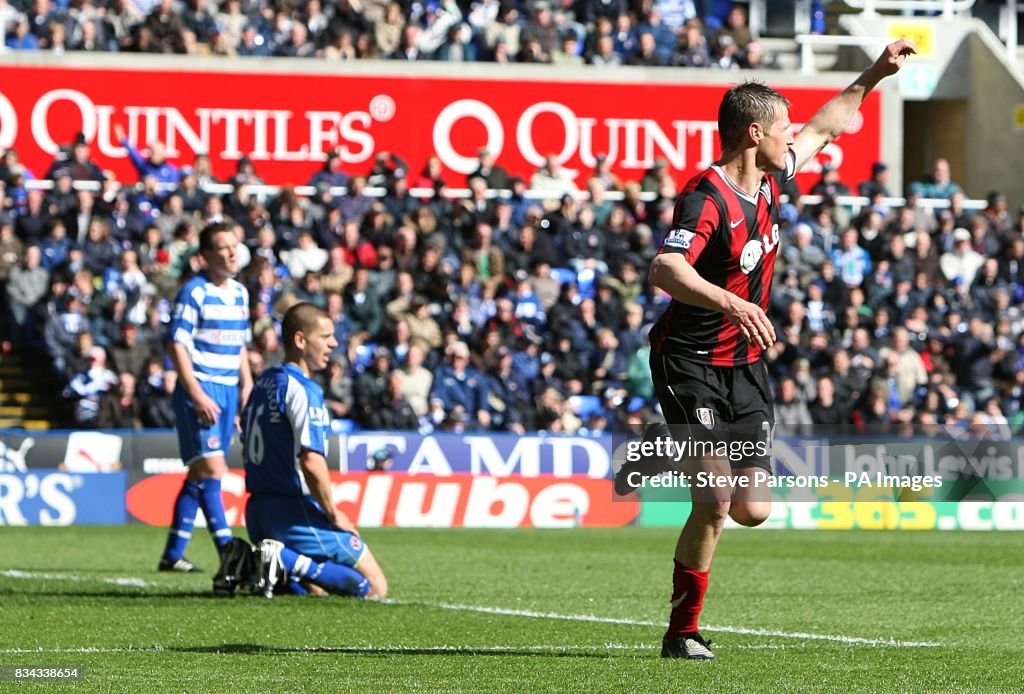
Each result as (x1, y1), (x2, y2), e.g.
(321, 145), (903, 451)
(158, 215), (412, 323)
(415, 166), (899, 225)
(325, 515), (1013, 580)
(159, 223), (253, 573)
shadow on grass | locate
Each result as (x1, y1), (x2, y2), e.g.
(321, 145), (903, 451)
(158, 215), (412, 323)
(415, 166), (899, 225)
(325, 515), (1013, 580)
(172, 644), (623, 658)
(0, 588), (216, 599)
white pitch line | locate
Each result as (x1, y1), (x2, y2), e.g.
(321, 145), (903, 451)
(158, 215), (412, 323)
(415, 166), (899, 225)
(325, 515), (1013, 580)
(387, 600), (942, 648)
(0, 571), (940, 648)
(0, 645), (653, 656)
(0, 646), (164, 655)
(0, 569), (152, 588)
(0, 643), (799, 656)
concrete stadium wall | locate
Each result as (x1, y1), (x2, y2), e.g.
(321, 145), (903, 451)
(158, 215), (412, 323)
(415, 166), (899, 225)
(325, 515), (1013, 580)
(839, 14), (1024, 205)
(965, 31), (1024, 206)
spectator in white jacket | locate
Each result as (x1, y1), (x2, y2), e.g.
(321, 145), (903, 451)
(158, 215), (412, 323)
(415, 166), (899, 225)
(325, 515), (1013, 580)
(940, 227), (985, 287)
(283, 229), (329, 279)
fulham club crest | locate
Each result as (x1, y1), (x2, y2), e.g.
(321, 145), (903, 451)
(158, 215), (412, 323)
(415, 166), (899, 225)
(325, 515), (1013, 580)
(695, 408), (715, 430)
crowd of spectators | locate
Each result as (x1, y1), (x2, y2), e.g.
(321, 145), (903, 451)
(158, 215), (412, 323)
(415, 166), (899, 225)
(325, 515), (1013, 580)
(2, 127), (1024, 439)
(1, 0), (778, 70)
(772, 157), (1024, 440)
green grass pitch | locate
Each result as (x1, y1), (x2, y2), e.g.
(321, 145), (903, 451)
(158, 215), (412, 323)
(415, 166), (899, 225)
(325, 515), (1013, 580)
(1, 526), (1022, 692)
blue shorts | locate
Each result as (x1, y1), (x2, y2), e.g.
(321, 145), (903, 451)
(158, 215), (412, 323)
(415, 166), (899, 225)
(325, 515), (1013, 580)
(172, 381), (238, 464)
(245, 495), (367, 567)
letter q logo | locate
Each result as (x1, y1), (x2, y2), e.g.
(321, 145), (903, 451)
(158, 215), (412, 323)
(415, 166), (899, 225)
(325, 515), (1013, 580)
(0, 92), (17, 151)
(432, 99), (504, 175)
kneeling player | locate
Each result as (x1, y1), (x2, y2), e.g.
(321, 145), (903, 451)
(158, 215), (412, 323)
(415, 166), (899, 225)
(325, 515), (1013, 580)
(222, 303), (387, 599)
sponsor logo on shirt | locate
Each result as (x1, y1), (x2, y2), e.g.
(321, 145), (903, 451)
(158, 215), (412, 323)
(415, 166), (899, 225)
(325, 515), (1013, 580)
(740, 223), (780, 274)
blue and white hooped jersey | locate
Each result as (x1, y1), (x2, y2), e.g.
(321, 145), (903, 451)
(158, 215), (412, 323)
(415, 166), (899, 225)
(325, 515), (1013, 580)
(243, 363), (331, 497)
(169, 273), (250, 386)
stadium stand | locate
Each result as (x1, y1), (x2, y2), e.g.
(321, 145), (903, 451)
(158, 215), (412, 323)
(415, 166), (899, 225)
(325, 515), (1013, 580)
(2, 140), (1021, 436)
(0, 0), (779, 69)
(1, 1), (1023, 438)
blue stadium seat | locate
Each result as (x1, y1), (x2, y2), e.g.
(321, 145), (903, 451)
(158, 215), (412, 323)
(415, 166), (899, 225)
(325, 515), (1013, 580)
(352, 343), (377, 373)
(626, 395), (648, 414)
(576, 267), (597, 300)
(549, 267), (577, 287)
(569, 395), (603, 419)
(331, 419), (357, 434)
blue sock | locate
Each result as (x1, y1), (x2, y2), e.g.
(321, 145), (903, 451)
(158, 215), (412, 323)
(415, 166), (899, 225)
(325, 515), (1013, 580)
(285, 576), (310, 597)
(197, 478), (232, 552)
(278, 546), (302, 574)
(280, 546), (370, 597)
(163, 480), (201, 561)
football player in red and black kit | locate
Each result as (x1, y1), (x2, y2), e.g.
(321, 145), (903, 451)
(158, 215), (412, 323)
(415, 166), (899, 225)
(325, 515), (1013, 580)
(646, 39), (916, 660)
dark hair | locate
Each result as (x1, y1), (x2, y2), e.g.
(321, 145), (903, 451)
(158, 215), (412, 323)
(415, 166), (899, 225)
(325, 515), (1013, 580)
(198, 221), (234, 253)
(718, 81), (791, 151)
(282, 302), (329, 353)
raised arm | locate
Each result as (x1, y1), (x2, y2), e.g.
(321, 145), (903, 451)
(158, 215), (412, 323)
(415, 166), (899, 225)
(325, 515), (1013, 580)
(792, 39), (916, 172)
(114, 124), (148, 177)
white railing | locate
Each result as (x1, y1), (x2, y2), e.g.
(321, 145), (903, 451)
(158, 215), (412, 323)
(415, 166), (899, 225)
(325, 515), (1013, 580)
(20, 178), (631, 202)
(19, 178), (992, 214)
(845, 0), (976, 17)
(794, 33), (889, 74)
(848, 0), (1018, 68)
(801, 194), (989, 217)
(1000, 0), (1020, 64)
(829, 0), (1019, 69)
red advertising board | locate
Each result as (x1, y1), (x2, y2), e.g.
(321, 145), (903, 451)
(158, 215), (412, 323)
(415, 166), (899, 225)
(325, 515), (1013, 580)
(0, 64), (881, 191)
(126, 471), (640, 529)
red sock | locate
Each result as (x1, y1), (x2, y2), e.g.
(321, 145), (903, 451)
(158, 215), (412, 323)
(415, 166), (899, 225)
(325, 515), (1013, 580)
(666, 561), (709, 636)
